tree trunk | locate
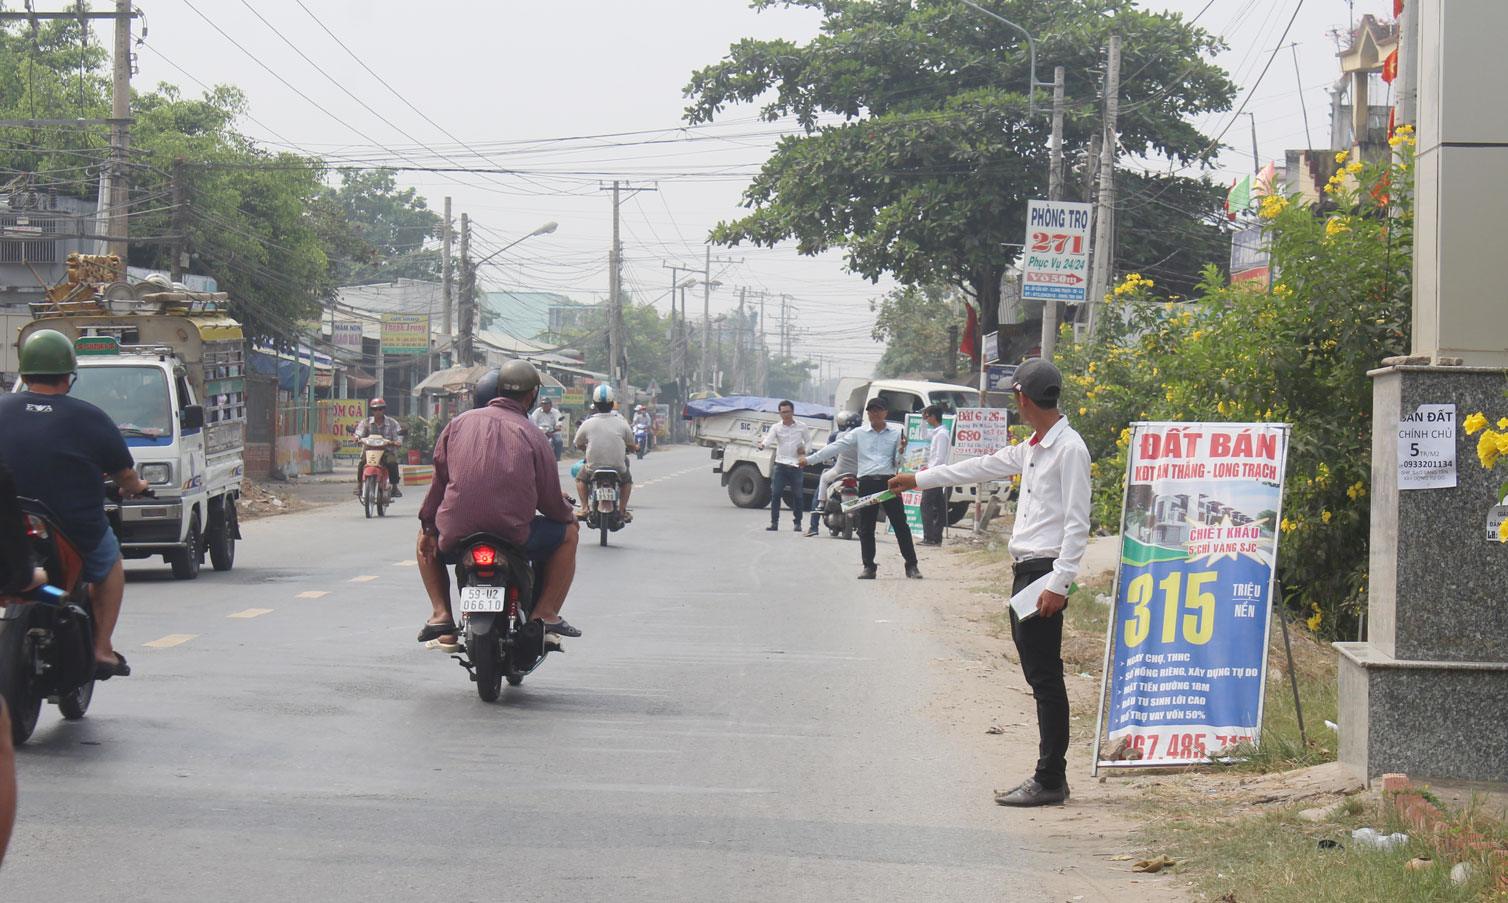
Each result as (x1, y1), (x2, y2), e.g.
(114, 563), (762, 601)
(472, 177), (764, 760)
(970, 266), (1004, 337)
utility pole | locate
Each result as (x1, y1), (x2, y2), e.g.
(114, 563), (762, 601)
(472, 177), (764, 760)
(1245, 112), (1260, 174)
(732, 286), (746, 393)
(1085, 35), (1121, 339)
(458, 212), (472, 365)
(107, 0), (132, 266)
(441, 196), (452, 363)
(700, 245), (712, 391)
(170, 157), (188, 282)
(1040, 64), (1067, 360)
(608, 181), (623, 389)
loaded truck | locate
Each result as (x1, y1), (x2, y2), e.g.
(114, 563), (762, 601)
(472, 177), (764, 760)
(687, 396), (832, 509)
(16, 270), (247, 579)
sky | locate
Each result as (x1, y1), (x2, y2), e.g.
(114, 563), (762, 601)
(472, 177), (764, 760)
(128, 0), (1393, 380)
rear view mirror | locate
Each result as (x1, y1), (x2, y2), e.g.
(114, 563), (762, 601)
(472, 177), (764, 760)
(179, 405), (204, 430)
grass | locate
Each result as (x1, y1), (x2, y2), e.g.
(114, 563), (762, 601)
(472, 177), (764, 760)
(1139, 793), (1497, 903)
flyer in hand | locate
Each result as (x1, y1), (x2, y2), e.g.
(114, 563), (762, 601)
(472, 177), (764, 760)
(840, 489), (896, 514)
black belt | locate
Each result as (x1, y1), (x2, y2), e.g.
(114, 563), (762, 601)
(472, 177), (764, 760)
(1012, 557), (1057, 576)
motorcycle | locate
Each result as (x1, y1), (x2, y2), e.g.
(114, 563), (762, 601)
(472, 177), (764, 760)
(822, 472), (860, 540)
(633, 424), (649, 460)
(0, 499), (101, 743)
(358, 435), (397, 518)
(584, 469), (626, 547)
(449, 533), (558, 701)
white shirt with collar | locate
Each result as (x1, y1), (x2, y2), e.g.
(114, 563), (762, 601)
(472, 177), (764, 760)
(915, 415), (1091, 596)
(925, 423), (951, 470)
(759, 420), (811, 467)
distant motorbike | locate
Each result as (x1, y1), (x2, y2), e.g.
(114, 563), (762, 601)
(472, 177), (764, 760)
(0, 498), (101, 743)
(633, 424), (649, 460)
(359, 435), (398, 518)
(822, 472), (860, 540)
(450, 532), (558, 701)
(585, 469), (626, 547)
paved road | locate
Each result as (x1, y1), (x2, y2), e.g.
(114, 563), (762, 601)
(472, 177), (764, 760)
(4, 446), (1046, 902)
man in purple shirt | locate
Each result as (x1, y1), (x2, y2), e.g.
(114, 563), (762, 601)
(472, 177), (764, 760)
(415, 360), (581, 645)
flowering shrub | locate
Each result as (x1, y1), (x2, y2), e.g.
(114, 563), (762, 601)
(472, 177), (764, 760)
(1055, 133), (1415, 638)
(1463, 412), (1508, 541)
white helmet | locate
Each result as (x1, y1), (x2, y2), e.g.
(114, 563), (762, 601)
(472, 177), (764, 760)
(591, 385), (615, 405)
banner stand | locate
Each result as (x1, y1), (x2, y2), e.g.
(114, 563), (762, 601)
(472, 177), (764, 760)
(1090, 443), (1138, 778)
(1274, 593), (1308, 749)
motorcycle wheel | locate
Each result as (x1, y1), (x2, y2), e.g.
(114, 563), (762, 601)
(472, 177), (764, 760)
(469, 626), (502, 702)
(842, 515), (854, 541)
(599, 517), (610, 547)
(57, 677), (94, 720)
(0, 616), (42, 744)
(363, 475), (377, 519)
(377, 489), (387, 517)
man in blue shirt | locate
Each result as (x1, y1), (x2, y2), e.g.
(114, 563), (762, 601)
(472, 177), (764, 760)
(801, 398), (920, 579)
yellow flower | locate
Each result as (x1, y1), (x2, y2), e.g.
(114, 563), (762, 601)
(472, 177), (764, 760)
(1307, 603), (1323, 632)
(1347, 480), (1367, 500)
(1321, 510), (1332, 524)
(1496, 433), (1508, 456)
(1478, 430), (1502, 469)
(1396, 124), (1414, 135)
(1325, 217), (1351, 237)
(1079, 407), (1087, 416)
(1217, 400), (1228, 416)
(1281, 517), (1294, 534)
(1498, 417), (1508, 431)
(1464, 412), (1489, 435)
(1500, 517), (1508, 542)
(1334, 151), (1349, 164)
(1259, 194), (1289, 219)
(1345, 162), (1364, 175)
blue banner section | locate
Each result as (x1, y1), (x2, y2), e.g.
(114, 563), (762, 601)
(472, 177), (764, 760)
(1022, 284), (1087, 301)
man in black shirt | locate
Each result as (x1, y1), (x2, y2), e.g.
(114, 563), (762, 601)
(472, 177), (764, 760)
(0, 329), (149, 679)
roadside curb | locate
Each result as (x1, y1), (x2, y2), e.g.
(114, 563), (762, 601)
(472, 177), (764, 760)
(1381, 773), (1508, 889)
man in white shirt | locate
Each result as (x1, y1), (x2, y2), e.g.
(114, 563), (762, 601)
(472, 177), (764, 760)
(530, 397), (565, 461)
(757, 400), (811, 533)
(890, 359), (1090, 807)
(918, 404), (953, 546)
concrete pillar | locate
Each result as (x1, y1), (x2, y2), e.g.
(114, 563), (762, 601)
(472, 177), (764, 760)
(1336, 1), (1508, 784)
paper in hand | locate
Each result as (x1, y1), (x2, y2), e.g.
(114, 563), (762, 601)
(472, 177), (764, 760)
(1008, 571), (1055, 621)
(840, 489), (896, 514)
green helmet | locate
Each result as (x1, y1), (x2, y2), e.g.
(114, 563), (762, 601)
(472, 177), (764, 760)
(18, 329), (77, 377)
(496, 359), (541, 394)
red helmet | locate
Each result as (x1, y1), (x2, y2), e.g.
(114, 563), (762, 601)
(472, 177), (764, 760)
(370, 398), (387, 410)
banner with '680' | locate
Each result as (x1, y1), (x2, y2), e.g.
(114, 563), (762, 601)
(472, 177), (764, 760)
(1094, 422), (1291, 770)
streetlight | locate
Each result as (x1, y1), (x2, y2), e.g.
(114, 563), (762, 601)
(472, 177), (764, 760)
(459, 221), (558, 364)
(473, 220), (558, 268)
(956, 1), (1052, 115)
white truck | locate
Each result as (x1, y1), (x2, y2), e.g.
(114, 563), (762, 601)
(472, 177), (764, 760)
(688, 397), (832, 508)
(833, 377), (1000, 526)
(18, 295), (247, 580)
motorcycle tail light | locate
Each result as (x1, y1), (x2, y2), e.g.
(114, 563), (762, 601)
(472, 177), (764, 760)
(470, 545), (497, 567)
(24, 514), (48, 539)
(841, 478), (858, 488)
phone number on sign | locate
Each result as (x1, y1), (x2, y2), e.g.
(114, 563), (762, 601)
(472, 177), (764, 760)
(1120, 732), (1254, 760)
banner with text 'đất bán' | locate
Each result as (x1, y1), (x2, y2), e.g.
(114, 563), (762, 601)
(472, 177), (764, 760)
(1094, 422), (1291, 771)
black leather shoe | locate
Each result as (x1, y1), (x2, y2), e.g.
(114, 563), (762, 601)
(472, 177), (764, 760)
(905, 564), (923, 579)
(857, 566), (877, 580)
(994, 779), (1069, 807)
(766, 524), (779, 532)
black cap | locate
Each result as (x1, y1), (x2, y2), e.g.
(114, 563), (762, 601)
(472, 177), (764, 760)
(864, 397), (889, 412)
(1012, 358), (1062, 405)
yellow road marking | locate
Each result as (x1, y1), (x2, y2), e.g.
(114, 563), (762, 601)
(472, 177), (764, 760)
(227, 608), (273, 619)
(296, 591), (329, 599)
(143, 634), (197, 648)
(350, 575), (379, 582)
(393, 560), (417, 567)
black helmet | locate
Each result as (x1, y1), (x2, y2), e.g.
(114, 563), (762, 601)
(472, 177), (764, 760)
(836, 410), (860, 430)
(497, 359), (541, 394)
(473, 368), (501, 409)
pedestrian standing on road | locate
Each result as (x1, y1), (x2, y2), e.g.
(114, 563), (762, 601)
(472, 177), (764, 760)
(889, 359), (1089, 807)
(530, 397), (566, 462)
(802, 398), (921, 579)
(758, 400), (810, 533)
(918, 404), (952, 546)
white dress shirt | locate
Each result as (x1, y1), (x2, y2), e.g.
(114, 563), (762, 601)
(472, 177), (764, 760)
(925, 423), (951, 470)
(915, 416), (1091, 596)
(759, 421), (810, 466)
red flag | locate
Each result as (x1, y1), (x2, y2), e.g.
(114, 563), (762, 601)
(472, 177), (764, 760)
(1394, 0), (1403, 16)
(960, 304), (979, 361)
(1381, 48), (1399, 84)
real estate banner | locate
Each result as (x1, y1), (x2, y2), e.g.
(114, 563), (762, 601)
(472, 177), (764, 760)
(899, 412), (954, 532)
(1095, 422), (1291, 770)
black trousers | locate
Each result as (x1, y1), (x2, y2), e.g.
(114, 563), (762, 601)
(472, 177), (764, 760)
(1009, 557), (1069, 790)
(857, 475), (916, 568)
(920, 486), (950, 544)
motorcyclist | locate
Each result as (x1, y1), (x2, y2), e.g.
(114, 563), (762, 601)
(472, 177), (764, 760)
(0, 329), (150, 679)
(807, 410), (862, 536)
(631, 405), (653, 453)
(415, 360), (582, 644)
(573, 386), (637, 521)
(353, 398), (402, 499)
(530, 396), (565, 462)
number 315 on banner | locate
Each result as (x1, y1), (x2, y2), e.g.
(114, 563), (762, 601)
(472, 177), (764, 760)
(1123, 570), (1216, 648)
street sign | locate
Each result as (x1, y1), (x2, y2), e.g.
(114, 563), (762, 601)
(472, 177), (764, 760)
(380, 314), (429, 355)
(332, 321), (363, 349)
(647, 380), (660, 396)
(985, 363), (1017, 392)
(983, 330), (1000, 365)
(1021, 199), (1093, 304)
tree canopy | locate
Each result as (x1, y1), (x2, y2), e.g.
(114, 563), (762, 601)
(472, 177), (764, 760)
(685, 0), (1236, 332)
(869, 282), (967, 378)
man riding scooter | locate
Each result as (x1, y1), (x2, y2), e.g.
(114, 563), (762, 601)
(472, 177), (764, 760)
(574, 386), (637, 521)
(631, 405), (653, 455)
(353, 398), (402, 499)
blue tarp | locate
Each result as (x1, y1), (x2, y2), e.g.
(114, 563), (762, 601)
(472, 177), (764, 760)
(683, 395), (834, 420)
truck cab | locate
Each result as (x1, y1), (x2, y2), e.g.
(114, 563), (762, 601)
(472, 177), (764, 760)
(17, 308), (247, 579)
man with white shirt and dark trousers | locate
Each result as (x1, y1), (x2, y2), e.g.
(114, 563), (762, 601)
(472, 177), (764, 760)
(758, 400), (811, 532)
(890, 359), (1090, 807)
(802, 398), (921, 579)
(918, 404), (952, 546)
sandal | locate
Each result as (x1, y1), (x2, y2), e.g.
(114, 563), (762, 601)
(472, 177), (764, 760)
(539, 618), (582, 638)
(417, 620), (458, 643)
(94, 652), (131, 681)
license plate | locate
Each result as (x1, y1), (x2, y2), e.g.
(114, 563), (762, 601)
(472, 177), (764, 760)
(459, 586), (506, 613)
(596, 488), (617, 501)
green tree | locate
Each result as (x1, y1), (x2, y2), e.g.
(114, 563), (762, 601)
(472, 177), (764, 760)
(1115, 172), (1233, 300)
(766, 354), (816, 399)
(684, 0), (1235, 334)
(870, 283), (967, 378)
(322, 168), (442, 285)
(1057, 136), (1416, 639)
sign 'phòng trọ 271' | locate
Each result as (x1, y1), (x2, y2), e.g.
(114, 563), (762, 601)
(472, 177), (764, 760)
(1094, 422), (1291, 771)
(1022, 200), (1093, 303)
